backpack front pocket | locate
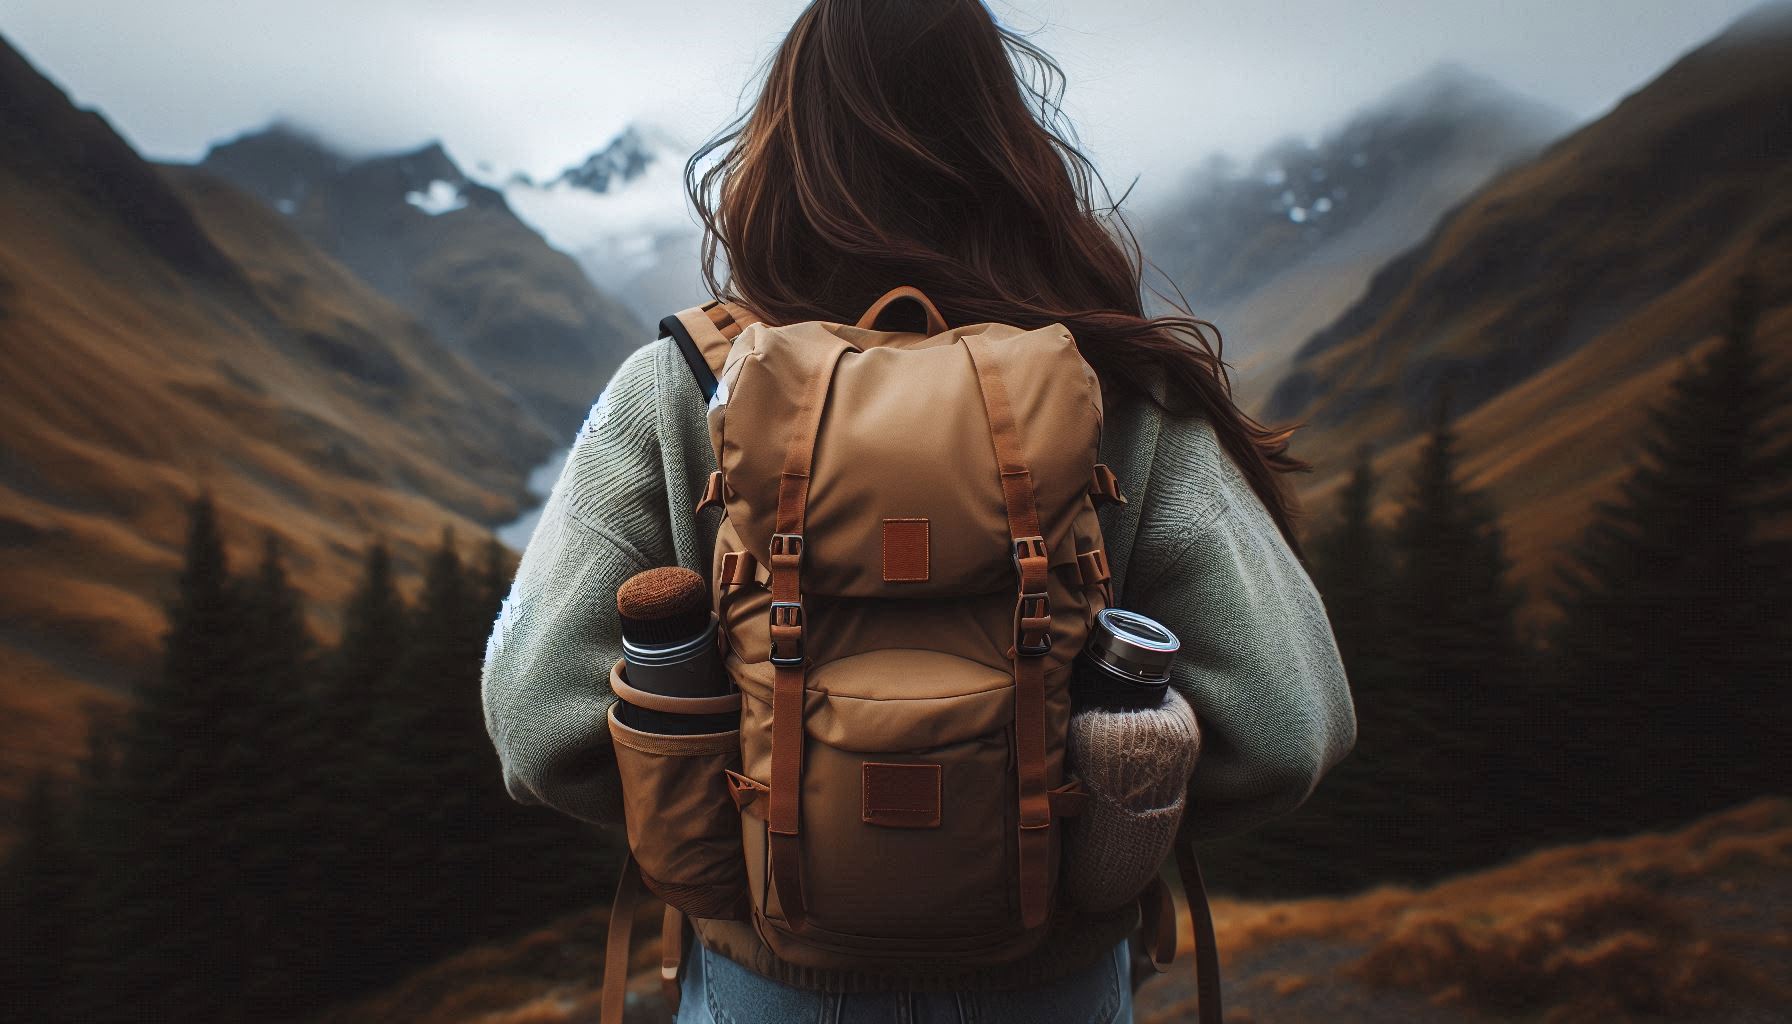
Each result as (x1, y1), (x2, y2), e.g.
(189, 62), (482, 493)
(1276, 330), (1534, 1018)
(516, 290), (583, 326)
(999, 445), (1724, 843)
(608, 702), (748, 921)
(731, 648), (1069, 967)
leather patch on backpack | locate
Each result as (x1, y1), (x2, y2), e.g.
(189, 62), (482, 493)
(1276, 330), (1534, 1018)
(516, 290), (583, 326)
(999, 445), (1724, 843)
(862, 762), (941, 828)
(881, 518), (930, 583)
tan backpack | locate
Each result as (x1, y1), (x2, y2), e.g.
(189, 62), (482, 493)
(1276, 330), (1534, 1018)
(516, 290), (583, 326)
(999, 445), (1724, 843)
(600, 287), (1221, 1023)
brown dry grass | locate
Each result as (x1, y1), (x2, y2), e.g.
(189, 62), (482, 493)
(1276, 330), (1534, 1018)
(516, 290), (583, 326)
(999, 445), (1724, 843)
(1140, 798), (1791, 1023)
(331, 801), (1789, 1024)
(314, 902), (666, 1024)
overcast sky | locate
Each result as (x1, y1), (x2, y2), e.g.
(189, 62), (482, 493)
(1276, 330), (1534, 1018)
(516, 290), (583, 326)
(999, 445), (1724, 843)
(0, 1), (1767, 207)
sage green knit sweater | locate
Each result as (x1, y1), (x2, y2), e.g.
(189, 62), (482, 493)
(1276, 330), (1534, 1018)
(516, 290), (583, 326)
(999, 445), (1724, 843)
(481, 335), (1356, 990)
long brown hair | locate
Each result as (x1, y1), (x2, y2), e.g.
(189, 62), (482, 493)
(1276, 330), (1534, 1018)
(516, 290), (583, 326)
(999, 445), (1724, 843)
(684, 0), (1313, 556)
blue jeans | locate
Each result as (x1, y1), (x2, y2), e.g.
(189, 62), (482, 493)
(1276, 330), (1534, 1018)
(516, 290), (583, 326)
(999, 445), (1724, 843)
(674, 937), (1134, 1024)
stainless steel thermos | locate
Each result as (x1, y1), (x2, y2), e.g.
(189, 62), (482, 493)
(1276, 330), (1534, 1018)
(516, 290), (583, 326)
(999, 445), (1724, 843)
(1072, 608), (1180, 711)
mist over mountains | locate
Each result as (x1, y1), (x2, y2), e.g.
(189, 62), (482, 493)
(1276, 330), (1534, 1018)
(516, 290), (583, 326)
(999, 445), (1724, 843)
(1137, 63), (1572, 402)
(501, 122), (709, 328)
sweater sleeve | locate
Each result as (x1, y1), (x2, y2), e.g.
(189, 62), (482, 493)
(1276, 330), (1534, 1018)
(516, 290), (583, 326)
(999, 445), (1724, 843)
(480, 342), (677, 827)
(1124, 419), (1358, 842)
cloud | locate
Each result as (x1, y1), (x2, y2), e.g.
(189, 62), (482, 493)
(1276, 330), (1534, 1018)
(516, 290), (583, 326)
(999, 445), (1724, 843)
(1, 0), (1764, 208)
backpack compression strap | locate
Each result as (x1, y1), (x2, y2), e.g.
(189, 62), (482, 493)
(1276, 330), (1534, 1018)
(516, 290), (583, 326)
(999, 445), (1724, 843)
(961, 331), (1056, 929)
(1176, 842), (1224, 1024)
(763, 336), (856, 932)
(658, 299), (760, 401)
(1134, 843), (1223, 1023)
(598, 855), (693, 1024)
(599, 855), (645, 1024)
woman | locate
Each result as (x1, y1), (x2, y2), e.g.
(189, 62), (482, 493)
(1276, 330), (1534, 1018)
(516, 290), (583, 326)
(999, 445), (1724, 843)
(482, 1), (1356, 1021)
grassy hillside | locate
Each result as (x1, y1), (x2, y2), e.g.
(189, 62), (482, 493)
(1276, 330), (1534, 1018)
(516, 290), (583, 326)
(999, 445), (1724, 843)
(200, 128), (647, 431)
(0, 34), (558, 816)
(1260, 6), (1792, 625)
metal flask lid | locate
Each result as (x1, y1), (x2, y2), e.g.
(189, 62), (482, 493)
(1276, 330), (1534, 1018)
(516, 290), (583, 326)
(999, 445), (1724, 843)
(1085, 608), (1180, 684)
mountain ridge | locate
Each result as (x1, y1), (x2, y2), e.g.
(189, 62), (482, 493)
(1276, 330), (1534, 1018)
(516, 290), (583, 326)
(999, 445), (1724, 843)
(1135, 61), (1573, 414)
(200, 125), (647, 432)
(1255, 3), (1792, 624)
(0, 34), (558, 815)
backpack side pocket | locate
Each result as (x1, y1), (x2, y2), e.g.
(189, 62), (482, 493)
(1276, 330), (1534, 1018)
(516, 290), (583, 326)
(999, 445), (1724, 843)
(609, 702), (749, 921)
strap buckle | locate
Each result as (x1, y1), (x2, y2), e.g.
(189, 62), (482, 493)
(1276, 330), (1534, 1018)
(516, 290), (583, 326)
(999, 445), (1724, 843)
(1011, 535), (1049, 569)
(770, 532), (805, 571)
(1011, 535), (1052, 657)
(719, 550), (757, 592)
(1016, 590), (1052, 657)
(1089, 463), (1128, 506)
(769, 600), (805, 667)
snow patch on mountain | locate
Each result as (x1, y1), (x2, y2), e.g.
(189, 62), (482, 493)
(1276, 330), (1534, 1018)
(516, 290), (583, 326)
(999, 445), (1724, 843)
(405, 179), (467, 216)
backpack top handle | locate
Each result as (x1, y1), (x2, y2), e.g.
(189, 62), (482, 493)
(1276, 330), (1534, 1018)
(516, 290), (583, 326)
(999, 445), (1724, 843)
(855, 285), (949, 335)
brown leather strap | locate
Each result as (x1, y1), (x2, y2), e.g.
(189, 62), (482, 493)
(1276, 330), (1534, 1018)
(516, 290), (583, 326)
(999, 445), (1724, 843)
(1138, 873), (1178, 972)
(660, 904), (686, 1014)
(1175, 842), (1224, 1024)
(962, 334), (1045, 542)
(962, 332), (1054, 929)
(765, 338), (854, 932)
(609, 660), (743, 718)
(854, 285), (948, 335)
(599, 854), (645, 1024)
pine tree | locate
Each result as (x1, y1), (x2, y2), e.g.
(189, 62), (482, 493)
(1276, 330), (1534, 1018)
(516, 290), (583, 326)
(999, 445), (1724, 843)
(305, 536), (412, 998)
(232, 532), (329, 1014)
(366, 527), (620, 980)
(334, 537), (409, 696)
(476, 533), (515, 622)
(74, 490), (258, 1022)
(1547, 272), (1792, 836)
(0, 774), (78, 1021)
(368, 527), (489, 972)
(1309, 445), (1395, 684)
(1379, 392), (1527, 872)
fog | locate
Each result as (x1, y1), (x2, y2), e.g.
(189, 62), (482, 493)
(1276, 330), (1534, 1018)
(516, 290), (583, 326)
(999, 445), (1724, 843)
(0, 0), (1767, 207)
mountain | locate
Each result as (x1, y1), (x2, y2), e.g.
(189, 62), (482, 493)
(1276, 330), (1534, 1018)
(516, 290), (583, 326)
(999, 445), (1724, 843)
(503, 122), (711, 327)
(1260, 3), (1792, 616)
(200, 125), (647, 432)
(0, 34), (556, 813)
(551, 121), (666, 194)
(1137, 64), (1571, 407)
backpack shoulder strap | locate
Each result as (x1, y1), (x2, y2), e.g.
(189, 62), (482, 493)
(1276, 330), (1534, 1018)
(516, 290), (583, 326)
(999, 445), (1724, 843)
(657, 299), (761, 402)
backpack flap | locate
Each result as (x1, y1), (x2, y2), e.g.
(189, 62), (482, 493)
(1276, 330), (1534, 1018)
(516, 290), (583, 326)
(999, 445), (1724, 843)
(709, 319), (1102, 598)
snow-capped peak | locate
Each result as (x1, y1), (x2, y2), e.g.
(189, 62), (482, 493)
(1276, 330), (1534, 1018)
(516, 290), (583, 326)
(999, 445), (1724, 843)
(499, 120), (703, 326)
(550, 122), (685, 195)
